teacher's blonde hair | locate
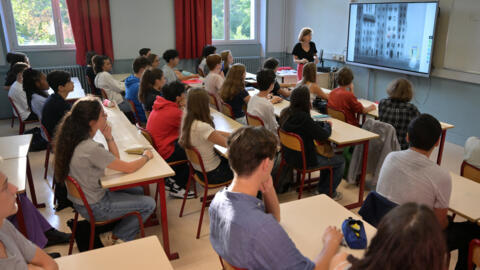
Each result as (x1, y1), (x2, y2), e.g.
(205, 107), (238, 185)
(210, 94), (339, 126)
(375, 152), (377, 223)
(298, 27), (313, 42)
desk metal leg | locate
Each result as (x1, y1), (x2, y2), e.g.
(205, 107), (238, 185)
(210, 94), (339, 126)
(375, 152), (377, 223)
(26, 157), (45, 208)
(437, 130), (447, 165)
(345, 141), (369, 210)
(16, 195), (28, 238)
(157, 178), (179, 260)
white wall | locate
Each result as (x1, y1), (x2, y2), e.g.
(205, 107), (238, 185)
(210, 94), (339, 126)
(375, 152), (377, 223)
(109, 0), (176, 59)
(266, 0), (286, 52)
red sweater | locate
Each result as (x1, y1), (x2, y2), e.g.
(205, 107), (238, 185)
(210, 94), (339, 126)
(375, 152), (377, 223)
(327, 87), (364, 126)
(146, 96), (182, 159)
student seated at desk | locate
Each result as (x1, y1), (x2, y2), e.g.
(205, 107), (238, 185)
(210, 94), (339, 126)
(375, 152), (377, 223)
(42, 71), (73, 138)
(219, 64), (250, 124)
(179, 88), (233, 184)
(220, 50), (233, 77)
(138, 68), (166, 115)
(4, 52), (29, 91)
(125, 57), (151, 123)
(280, 86), (345, 200)
(204, 54), (224, 109)
(209, 126), (343, 270)
(378, 78), (420, 150)
(376, 114), (480, 270)
(327, 67), (375, 126)
(85, 52), (101, 96)
(93, 55), (134, 119)
(298, 62), (329, 113)
(330, 203), (447, 270)
(198, 45), (216, 77)
(146, 53), (160, 69)
(161, 49), (198, 84)
(54, 96), (156, 243)
(247, 69), (282, 134)
(23, 68), (50, 122)
(8, 63), (38, 122)
(464, 136), (480, 169)
(263, 57), (292, 98)
(147, 81), (194, 199)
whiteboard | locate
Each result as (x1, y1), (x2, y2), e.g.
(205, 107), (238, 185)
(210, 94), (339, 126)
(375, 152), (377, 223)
(443, 0), (480, 75)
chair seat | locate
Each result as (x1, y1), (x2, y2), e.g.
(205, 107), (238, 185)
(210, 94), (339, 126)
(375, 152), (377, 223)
(193, 173), (232, 188)
(168, 160), (188, 166)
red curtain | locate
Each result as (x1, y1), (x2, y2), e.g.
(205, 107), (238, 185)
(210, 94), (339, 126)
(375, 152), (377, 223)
(66, 0), (114, 65)
(175, 0), (212, 59)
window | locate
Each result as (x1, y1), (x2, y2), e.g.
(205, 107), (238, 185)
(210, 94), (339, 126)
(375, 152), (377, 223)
(1, 0), (75, 50)
(212, 0), (258, 44)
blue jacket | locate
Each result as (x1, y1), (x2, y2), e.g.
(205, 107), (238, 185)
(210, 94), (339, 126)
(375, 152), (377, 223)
(125, 74), (146, 122)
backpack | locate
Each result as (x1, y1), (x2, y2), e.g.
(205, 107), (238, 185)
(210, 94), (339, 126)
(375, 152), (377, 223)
(24, 127), (48, 151)
(66, 218), (118, 252)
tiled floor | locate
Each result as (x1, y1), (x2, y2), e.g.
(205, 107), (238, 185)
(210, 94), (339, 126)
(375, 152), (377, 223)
(0, 119), (465, 269)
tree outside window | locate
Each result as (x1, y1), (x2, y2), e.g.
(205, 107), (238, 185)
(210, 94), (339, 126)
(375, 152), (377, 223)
(213, 0), (256, 43)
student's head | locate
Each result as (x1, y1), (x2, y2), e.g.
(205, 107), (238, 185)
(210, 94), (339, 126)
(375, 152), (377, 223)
(227, 127), (278, 178)
(220, 63), (246, 101)
(298, 27), (313, 42)
(93, 55), (112, 73)
(163, 49), (179, 66)
(350, 203), (446, 270)
(336, 67), (354, 87)
(85, 51), (97, 66)
(23, 68), (49, 108)
(407, 114), (442, 151)
(179, 88), (214, 149)
(6, 52), (29, 67)
(0, 170), (19, 220)
(163, 81), (187, 105)
(201, 45), (217, 58)
(147, 53), (160, 69)
(256, 69), (276, 92)
(47, 70), (73, 95)
(263, 57), (279, 72)
(54, 96), (104, 182)
(11, 62), (29, 81)
(139, 48), (151, 57)
(280, 86), (310, 125)
(138, 68), (165, 104)
(220, 50), (233, 65)
(302, 62), (317, 84)
(386, 78), (413, 102)
(206, 54), (222, 71)
(132, 56), (151, 75)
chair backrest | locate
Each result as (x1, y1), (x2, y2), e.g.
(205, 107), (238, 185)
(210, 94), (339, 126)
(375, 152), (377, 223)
(100, 88), (108, 100)
(135, 123), (156, 150)
(207, 92), (220, 110)
(127, 99), (141, 125)
(246, 112), (264, 127)
(221, 101), (234, 118)
(469, 239), (480, 269)
(461, 161), (480, 184)
(327, 106), (346, 122)
(278, 129), (307, 170)
(184, 147), (211, 185)
(66, 176), (95, 221)
(358, 191), (398, 228)
(220, 257), (248, 270)
(85, 75), (95, 94)
(40, 124), (52, 143)
(8, 97), (23, 124)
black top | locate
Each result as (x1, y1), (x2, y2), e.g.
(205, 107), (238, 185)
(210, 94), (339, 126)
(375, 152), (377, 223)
(225, 89), (249, 119)
(280, 110), (331, 168)
(4, 70), (16, 87)
(142, 89), (162, 112)
(272, 81), (281, 96)
(291, 42), (317, 63)
(85, 66), (101, 96)
(41, 93), (71, 138)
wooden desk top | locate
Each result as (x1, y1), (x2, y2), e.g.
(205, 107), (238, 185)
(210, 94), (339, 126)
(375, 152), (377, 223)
(211, 108), (244, 156)
(48, 77), (85, 101)
(94, 105), (174, 189)
(112, 73), (130, 82)
(449, 172), (480, 222)
(0, 134), (32, 159)
(0, 157), (27, 193)
(281, 195), (376, 260)
(55, 236), (173, 270)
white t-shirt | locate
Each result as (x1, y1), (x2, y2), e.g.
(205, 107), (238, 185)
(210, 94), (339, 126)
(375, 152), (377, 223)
(8, 81), (31, 121)
(204, 72), (224, 109)
(189, 120), (221, 172)
(162, 65), (178, 84)
(199, 58), (207, 74)
(247, 94), (278, 135)
(376, 149), (452, 209)
(31, 92), (48, 121)
(464, 136), (480, 169)
(94, 71), (126, 104)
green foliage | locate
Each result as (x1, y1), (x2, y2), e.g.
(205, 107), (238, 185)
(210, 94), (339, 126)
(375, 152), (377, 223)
(212, 0), (225, 40)
(212, 0), (253, 41)
(11, 0), (56, 45)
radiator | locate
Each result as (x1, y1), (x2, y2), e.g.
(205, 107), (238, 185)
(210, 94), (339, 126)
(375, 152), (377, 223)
(233, 56), (264, 73)
(36, 65), (90, 94)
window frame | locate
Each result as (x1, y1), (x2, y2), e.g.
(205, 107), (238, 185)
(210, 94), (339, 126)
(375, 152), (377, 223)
(0, 0), (75, 52)
(212, 0), (260, 45)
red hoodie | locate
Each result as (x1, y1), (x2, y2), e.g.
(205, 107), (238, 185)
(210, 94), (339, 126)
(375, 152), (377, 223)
(146, 96), (182, 159)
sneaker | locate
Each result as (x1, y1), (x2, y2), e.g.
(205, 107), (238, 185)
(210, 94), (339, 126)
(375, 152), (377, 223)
(113, 238), (125, 245)
(164, 178), (175, 191)
(331, 191), (343, 201)
(99, 232), (115, 247)
(169, 188), (196, 199)
(45, 228), (71, 247)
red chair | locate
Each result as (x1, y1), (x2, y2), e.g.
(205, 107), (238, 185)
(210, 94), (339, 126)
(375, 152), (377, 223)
(326, 106), (346, 122)
(221, 101), (235, 119)
(276, 129), (333, 199)
(461, 160), (480, 183)
(208, 92), (220, 110)
(179, 147), (232, 239)
(127, 99), (142, 126)
(100, 88), (108, 100)
(8, 97), (38, 134)
(85, 75), (98, 96)
(245, 112), (264, 127)
(469, 239), (480, 270)
(40, 125), (52, 180)
(219, 256), (248, 270)
(66, 176), (145, 254)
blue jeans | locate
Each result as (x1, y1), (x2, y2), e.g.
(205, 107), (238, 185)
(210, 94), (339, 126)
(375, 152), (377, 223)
(315, 154), (345, 195)
(73, 187), (156, 241)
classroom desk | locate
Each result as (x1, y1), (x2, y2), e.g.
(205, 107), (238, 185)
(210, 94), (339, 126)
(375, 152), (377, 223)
(183, 77), (205, 88)
(93, 105), (178, 260)
(245, 72), (257, 86)
(448, 172), (480, 223)
(47, 77), (85, 101)
(112, 73), (130, 82)
(0, 134), (44, 208)
(0, 157), (29, 237)
(281, 195), (376, 260)
(55, 236), (174, 270)
(356, 98), (455, 165)
(210, 108), (244, 157)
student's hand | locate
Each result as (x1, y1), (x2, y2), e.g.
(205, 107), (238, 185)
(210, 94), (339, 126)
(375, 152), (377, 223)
(101, 123), (113, 139)
(322, 226), (343, 247)
(270, 96), (283, 104)
(314, 58), (320, 65)
(367, 104), (376, 111)
(260, 175), (275, 194)
(142, 150), (154, 160)
(301, 59), (309, 64)
(326, 120), (333, 127)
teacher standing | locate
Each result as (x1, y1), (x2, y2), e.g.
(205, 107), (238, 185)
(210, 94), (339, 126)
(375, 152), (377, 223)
(292, 27), (319, 80)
